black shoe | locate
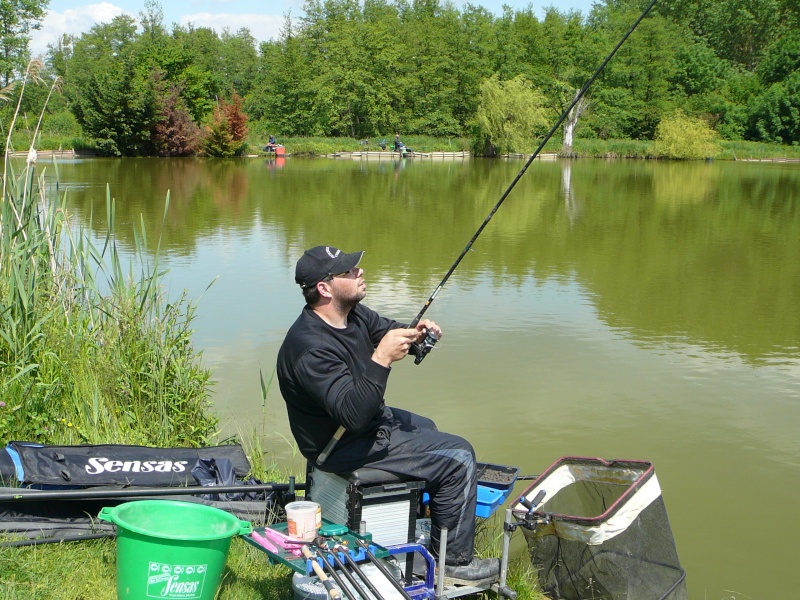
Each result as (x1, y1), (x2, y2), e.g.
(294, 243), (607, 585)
(443, 557), (500, 581)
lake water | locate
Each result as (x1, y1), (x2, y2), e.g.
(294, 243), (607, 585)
(46, 155), (800, 599)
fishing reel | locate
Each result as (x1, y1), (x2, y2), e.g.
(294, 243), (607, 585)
(411, 329), (439, 365)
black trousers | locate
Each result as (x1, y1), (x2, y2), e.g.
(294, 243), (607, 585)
(323, 407), (477, 565)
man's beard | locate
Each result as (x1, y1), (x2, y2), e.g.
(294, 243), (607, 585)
(333, 288), (366, 312)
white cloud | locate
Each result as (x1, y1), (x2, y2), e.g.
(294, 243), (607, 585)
(179, 12), (283, 42)
(30, 2), (129, 57)
(29, 5), (284, 57)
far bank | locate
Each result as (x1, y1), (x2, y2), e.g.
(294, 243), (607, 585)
(8, 135), (800, 161)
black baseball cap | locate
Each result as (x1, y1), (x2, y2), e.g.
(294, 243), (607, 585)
(295, 246), (364, 288)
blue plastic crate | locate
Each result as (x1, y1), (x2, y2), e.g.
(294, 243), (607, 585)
(476, 484), (508, 518)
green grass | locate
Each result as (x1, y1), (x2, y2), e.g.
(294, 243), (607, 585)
(474, 514), (546, 600)
(0, 537), (295, 600)
(568, 137), (655, 158)
(250, 134), (800, 161)
(6, 129), (97, 153)
(717, 139), (800, 160)
(0, 167), (218, 446)
(566, 137), (800, 160)
(247, 135), (473, 156)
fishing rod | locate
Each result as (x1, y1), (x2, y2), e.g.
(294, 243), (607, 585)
(318, 0), (660, 465)
(0, 480), (303, 502)
(409, 0), (660, 365)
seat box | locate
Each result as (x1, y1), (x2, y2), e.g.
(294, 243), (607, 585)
(306, 463), (423, 548)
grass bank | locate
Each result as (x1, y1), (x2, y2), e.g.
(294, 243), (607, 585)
(252, 135), (473, 155)
(0, 162), (216, 446)
(568, 137), (800, 160)
(6, 129), (97, 155)
(251, 135), (800, 160)
(10, 126), (800, 161)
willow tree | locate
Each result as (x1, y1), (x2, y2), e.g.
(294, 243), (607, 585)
(474, 74), (549, 156)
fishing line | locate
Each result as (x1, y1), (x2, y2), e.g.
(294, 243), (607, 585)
(409, 0), (660, 364)
(317, 0), (660, 465)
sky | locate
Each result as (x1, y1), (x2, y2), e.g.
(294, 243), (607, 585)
(29, 0), (598, 56)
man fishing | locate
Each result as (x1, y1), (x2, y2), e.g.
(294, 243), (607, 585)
(276, 245), (499, 581)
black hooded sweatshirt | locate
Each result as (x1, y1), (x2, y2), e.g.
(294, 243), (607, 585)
(276, 303), (405, 468)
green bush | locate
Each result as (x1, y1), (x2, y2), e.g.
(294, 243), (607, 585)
(654, 110), (721, 159)
(42, 110), (82, 137)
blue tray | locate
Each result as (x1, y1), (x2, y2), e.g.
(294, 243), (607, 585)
(476, 484), (511, 518)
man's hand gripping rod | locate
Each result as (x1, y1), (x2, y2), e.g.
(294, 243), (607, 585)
(317, 317), (435, 465)
(408, 0), (658, 364)
(319, 0), (659, 464)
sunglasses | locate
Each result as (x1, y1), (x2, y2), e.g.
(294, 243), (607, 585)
(325, 267), (359, 281)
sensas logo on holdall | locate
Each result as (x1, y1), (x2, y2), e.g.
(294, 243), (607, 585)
(84, 457), (189, 475)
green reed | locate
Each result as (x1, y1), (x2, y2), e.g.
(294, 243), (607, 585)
(0, 62), (216, 447)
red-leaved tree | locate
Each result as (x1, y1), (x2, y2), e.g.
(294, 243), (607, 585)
(200, 94), (249, 157)
(152, 75), (201, 156)
(222, 93), (248, 143)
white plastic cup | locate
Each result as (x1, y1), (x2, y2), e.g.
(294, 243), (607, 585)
(285, 501), (321, 542)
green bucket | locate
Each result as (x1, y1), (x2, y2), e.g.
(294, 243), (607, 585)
(99, 500), (252, 600)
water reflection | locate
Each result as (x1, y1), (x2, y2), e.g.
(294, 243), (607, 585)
(51, 156), (800, 385)
(51, 156), (800, 382)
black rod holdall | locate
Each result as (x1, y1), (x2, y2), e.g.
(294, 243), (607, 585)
(0, 442), (303, 545)
(1, 441), (253, 487)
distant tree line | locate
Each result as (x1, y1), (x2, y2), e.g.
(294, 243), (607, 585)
(2, 0), (800, 156)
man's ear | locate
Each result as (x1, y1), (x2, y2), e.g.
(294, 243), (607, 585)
(317, 280), (333, 299)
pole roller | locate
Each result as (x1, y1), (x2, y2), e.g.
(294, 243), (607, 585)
(301, 545), (342, 600)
